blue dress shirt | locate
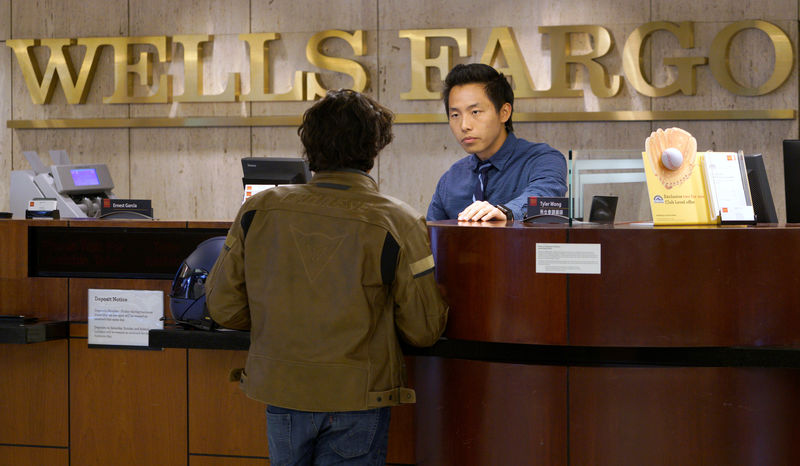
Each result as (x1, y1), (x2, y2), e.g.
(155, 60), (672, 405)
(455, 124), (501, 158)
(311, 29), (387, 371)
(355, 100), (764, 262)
(427, 133), (568, 220)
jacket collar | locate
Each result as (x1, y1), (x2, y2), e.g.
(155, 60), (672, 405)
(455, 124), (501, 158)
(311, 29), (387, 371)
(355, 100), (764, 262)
(309, 169), (378, 192)
(470, 132), (518, 172)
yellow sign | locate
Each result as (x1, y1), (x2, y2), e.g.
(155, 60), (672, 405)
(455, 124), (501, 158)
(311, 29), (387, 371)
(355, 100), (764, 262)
(642, 128), (714, 225)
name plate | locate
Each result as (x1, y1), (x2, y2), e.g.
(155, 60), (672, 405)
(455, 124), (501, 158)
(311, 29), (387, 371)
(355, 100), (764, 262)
(88, 289), (163, 346)
(536, 243), (601, 274)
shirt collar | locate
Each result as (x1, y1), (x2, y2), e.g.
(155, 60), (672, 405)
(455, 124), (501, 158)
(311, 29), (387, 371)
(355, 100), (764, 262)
(470, 132), (518, 172)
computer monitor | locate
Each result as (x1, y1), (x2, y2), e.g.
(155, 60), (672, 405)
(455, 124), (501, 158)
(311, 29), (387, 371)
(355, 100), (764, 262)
(241, 157), (311, 203)
(241, 157), (310, 186)
(744, 154), (778, 223)
(783, 140), (800, 223)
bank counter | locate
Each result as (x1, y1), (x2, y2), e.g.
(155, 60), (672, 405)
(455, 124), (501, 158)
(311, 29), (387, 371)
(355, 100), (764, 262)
(2, 219), (800, 465)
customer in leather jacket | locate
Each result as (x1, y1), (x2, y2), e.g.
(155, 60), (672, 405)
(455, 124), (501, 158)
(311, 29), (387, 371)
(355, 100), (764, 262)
(206, 89), (448, 465)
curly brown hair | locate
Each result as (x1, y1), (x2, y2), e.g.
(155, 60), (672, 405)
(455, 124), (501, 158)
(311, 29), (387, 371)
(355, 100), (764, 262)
(298, 89), (394, 173)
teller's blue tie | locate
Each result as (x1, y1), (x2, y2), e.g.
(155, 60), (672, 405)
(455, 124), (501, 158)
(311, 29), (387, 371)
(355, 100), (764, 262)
(473, 161), (492, 202)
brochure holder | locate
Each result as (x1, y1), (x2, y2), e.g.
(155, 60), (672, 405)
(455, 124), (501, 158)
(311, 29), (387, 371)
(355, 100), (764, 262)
(702, 151), (755, 225)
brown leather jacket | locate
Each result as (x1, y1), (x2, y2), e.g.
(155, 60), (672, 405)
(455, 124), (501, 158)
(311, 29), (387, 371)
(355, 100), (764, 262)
(206, 170), (448, 412)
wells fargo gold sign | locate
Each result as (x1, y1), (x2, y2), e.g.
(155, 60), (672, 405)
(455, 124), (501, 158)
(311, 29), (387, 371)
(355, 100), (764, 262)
(5, 20), (795, 128)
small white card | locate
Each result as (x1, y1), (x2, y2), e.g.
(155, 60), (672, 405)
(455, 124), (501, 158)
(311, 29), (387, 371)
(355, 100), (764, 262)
(536, 243), (601, 274)
(88, 289), (163, 346)
(720, 205), (755, 223)
(29, 198), (58, 211)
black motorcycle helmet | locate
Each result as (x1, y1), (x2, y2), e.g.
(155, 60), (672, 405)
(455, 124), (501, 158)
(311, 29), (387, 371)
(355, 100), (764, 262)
(169, 236), (226, 330)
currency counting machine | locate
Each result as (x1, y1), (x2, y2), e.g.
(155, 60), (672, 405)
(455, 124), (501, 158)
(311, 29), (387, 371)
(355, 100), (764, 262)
(10, 150), (116, 219)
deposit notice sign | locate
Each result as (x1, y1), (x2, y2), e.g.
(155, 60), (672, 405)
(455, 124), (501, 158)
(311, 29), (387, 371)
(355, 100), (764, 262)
(88, 289), (163, 346)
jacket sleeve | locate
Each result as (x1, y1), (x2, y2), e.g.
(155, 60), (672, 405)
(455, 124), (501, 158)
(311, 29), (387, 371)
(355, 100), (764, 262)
(391, 217), (449, 347)
(205, 211), (251, 330)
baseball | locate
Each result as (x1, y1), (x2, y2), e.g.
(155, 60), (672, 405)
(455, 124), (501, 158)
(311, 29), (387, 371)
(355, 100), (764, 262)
(661, 147), (684, 170)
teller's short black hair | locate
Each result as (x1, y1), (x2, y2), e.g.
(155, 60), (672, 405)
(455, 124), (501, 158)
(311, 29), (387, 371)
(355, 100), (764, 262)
(443, 63), (514, 133)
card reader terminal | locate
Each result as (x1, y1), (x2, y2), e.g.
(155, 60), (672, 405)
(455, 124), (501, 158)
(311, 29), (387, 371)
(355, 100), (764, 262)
(10, 150), (116, 219)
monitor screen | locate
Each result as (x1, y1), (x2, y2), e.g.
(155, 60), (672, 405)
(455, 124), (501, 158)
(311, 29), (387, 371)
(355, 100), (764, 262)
(744, 154), (778, 223)
(241, 157), (311, 187)
(71, 168), (101, 186)
(783, 140), (800, 223)
(242, 184), (276, 204)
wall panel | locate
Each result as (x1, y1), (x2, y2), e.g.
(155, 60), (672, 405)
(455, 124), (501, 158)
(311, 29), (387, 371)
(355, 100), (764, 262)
(0, 340), (69, 447)
(11, 0), (127, 38)
(379, 124), (465, 214)
(190, 457), (267, 466)
(415, 357), (567, 465)
(69, 342), (187, 466)
(652, 0), (798, 22)
(1, 0), (797, 222)
(0, 0), (8, 40)
(130, 0), (250, 36)
(0, 446), (69, 466)
(251, 0), (377, 32)
(380, 0), (650, 28)
(0, 278), (69, 321)
(130, 127), (249, 220)
(570, 367), (800, 465)
(1, 43), (9, 212)
(188, 349), (268, 458)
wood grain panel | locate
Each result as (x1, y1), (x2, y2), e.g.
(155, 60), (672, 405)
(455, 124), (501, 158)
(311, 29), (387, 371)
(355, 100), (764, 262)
(0, 277), (68, 321)
(414, 357), (567, 466)
(569, 226), (800, 346)
(0, 220), (27, 278)
(188, 221), (232, 230)
(188, 349), (268, 457)
(428, 222), (568, 344)
(570, 366), (800, 466)
(69, 278), (172, 321)
(66, 220), (188, 228)
(0, 340), (69, 446)
(189, 456), (268, 466)
(0, 446), (68, 466)
(69, 322), (88, 338)
(69, 341), (187, 466)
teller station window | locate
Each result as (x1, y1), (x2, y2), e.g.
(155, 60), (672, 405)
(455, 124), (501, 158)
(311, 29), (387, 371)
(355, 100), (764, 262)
(569, 150), (650, 224)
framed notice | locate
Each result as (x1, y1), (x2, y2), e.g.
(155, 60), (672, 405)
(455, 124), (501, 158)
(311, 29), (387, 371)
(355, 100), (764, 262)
(88, 289), (163, 347)
(536, 243), (601, 274)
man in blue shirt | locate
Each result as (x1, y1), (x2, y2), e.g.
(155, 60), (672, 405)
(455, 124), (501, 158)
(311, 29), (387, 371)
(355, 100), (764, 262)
(427, 64), (567, 221)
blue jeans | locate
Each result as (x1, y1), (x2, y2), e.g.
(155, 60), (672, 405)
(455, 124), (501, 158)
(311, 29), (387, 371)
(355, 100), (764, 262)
(266, 405), (391, 466)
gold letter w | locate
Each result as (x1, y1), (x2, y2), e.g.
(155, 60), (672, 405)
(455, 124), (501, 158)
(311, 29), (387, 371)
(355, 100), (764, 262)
(7, 38), (104, 104)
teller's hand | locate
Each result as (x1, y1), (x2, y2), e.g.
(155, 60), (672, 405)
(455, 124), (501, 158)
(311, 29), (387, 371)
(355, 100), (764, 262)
(457, 201), (507, 222)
